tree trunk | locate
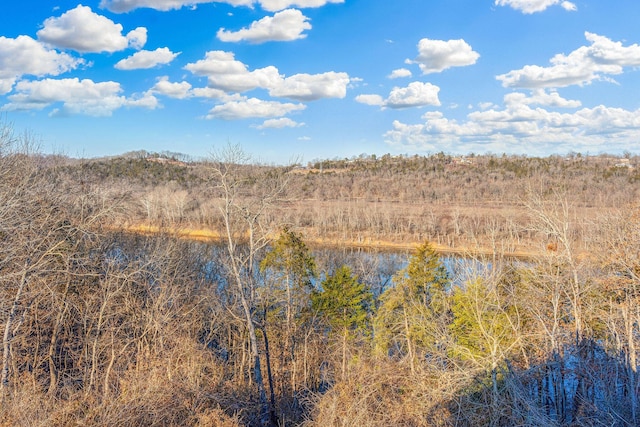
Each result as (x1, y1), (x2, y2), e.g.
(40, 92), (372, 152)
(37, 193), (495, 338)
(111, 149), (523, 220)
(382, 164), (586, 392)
(2, 267), (28, 391)
(47, 279), (71, 396)
(403, 306), (416, 374)
(261, 322), (277, 425)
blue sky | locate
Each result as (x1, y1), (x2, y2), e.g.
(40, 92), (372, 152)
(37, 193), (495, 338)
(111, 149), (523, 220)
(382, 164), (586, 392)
(2, 0), (640, 163)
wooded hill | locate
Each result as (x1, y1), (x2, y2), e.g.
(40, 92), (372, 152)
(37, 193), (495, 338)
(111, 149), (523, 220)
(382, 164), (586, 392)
(2, 128), (640, 426)
(59, 148), (639, 256)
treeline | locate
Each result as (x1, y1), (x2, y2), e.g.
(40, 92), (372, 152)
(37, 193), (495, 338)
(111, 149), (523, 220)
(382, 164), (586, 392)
(52, 147), (640, 255)
(2, 130), (640, 426)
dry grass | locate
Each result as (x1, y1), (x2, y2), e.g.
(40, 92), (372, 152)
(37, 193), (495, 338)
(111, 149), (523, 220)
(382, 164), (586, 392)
(0, 340), (243, 427)
(304, 359), (456, 427)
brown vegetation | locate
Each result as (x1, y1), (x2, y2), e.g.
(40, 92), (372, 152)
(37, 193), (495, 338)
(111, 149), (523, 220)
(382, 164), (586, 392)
(2, 125), (640, 426)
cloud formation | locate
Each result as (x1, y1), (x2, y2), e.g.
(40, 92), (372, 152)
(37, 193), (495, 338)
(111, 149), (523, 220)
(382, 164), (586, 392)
(115, 48), (180, 70)
(37, 5), (146, 53)
(497, 32), (640, 89)
(384, 90), (640, 154)
(100, 0), (343, 13)
(408, 38), (479, 74)
(356, 82), (441, 109)
(259, 0), (343, 11)
(185, 50), (350, 100)
(388, 68), (412, 79)
(217, 9), (311, 43)
(0, 36), (82, 95)
(271, 72), (350, 100)
(205, 97), (305, 119)
(495, 0), (577, 14)
(2, 78), (158, 116)
(255, 117), (304, 129)
(151, 77), (193, 99)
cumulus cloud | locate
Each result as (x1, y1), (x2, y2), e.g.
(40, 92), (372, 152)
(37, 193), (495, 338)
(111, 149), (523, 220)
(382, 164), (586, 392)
(101, 0), (245, 13)
(205, 97), (305, 119)
(151, 76), (193, 98)
(504, 89), (581, 108)
(101, 0), (342, 13)
(0, 35), (82, 95)
(497, 32), (640, 89)
(383, 91), (640, 154)
(191, 87), (232, 99)
(115, 48), (180, 70)
(184, 50), (282, 92)
(388, 68), (412, 79)
(355, 94), (385, 106)
(217, 9), (311, 43)
(386, 82), (441, 108)
(561, 1), (577, 11)
(270, 72), (350, 100)
(356, 82), (441, 109)
(408, 38), (479, 74)
(37, 5), (147, 53)
(495, 0), (577, 14)
(255, 117), (304, 129)
(150, 76), (243, 101)
(259, 0), (344, 11)
(2, 78), (158, 116)
(184, 50), (350, 100)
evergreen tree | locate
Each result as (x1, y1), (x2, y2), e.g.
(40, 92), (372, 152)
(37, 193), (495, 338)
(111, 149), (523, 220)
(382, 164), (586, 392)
(374, 241), (450, 372)
(311, 265), (372, 380)
(259, 227), (317, 398)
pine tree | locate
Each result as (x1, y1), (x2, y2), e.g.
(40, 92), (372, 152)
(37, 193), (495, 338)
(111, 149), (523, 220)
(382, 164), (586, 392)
(374, 241), (450, 372)
(260, 227), (316, 397)
(311, 265), (372, 380)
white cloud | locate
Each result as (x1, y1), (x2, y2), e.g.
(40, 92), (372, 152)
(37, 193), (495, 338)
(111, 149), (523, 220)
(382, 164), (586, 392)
(126, 92), (160, 109)
(0, 35), (82, 95)
(408, 38), (479, 74)
(205, 97), (305, 119)
(150, 76), (242, 100)
(185, 50), (350, 100)
(561, 1), (577, 11)
(217, 9), (311, 43)
(126, 27), (148, 50)
(270, 72), (350, 100)
(383, 91), (640, 154)
(191, 87), (231, 99)
(101, 0), (249, 13)
(151, 76), (193, 98)
(356, 82), (441, 109)
(100, 0), (341, 13)
(37, 5), (147, 53)
(184, 50), (282, 92)
(255, 117), (304, 129)
(388, 68), (412, 79)
(387, 82), (441, 108)
(497, 32), (640, 89)
(259, 0), (344, 12)
(2, 78), (158, 116)
(495, 0), (576, 14)
(115, 48), (180, 70)
(504, 89), (581, 108)
(355, 94), (384, 106)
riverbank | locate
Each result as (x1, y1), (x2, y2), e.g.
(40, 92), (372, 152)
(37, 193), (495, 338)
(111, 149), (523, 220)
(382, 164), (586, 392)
(121, 223), (541, 260)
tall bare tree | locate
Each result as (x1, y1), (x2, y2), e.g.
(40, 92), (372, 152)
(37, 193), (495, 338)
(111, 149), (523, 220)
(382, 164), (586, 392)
(209, 145), (289, 426)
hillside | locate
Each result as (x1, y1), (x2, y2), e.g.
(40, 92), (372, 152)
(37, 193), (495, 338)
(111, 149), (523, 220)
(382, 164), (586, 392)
(56, 151), (640, 257)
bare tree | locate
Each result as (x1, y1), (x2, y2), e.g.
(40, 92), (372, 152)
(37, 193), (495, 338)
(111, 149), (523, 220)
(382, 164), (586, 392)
(209, 145), (289, 426)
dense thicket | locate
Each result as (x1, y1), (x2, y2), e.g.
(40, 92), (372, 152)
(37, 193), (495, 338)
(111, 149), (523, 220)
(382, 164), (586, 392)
(1, 128), (639, 426)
